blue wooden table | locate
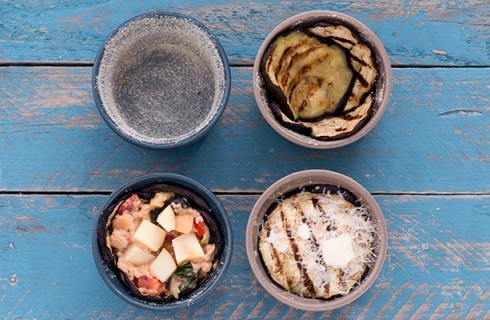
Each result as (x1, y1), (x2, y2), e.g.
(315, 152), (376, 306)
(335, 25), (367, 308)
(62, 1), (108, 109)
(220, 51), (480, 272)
(0, 1), (488, 319)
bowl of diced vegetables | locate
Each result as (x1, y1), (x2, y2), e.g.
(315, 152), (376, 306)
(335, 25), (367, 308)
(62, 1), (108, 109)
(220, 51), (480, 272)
(92, 172), (233, 310)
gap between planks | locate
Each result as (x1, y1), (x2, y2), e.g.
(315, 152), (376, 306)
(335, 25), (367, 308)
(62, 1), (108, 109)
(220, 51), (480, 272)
(0, 62), (489, 68)
(0, 191), (488, 196)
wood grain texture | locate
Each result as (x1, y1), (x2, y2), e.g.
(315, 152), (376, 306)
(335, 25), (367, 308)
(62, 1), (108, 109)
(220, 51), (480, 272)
(0, 0), (488, 66)
(0, 67), (488, 193)
(0, 194), (488, 319)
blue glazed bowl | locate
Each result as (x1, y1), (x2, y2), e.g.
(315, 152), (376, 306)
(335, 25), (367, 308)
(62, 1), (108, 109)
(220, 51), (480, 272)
(92, 12), (231, 149)
(92, 173), (233, 310)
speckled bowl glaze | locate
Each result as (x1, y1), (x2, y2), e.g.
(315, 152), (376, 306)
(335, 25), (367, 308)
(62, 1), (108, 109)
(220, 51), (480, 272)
(253, 11), (392, 149)
(92, 173), (233, 311)
(246, 170), (387, 311)
(93, 12), (231, 149)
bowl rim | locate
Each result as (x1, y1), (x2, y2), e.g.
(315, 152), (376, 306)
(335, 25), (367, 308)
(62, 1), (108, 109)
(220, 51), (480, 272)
(246, 169), (388, 311)
(92, 11), (231, 149)
(91, 172), (233, 311)
(252, 10), (393, 149)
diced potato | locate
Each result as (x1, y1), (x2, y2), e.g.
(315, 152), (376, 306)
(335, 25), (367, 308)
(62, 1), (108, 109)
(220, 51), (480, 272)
(172, 233), (205, 264)
(133, 220), (166, 251)
(150, 248), (177, 282)
(124, 243), (155, 266)
(157, 205), (176, 232)
(175, 214), (194, 234)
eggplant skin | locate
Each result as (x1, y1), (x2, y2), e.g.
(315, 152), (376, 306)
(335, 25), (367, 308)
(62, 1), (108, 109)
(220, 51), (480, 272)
(97, 183), (223, 302)
(260, 22), (379, 141)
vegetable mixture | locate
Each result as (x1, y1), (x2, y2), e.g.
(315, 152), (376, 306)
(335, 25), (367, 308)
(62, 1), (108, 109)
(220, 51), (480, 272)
(100, 185), (220, 300)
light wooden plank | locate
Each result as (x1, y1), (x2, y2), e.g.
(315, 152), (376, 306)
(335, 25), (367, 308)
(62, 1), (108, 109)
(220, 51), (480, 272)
(0, 67), (488, 193)
(0, 1), (488, 65)
(0, 194), (488, 319)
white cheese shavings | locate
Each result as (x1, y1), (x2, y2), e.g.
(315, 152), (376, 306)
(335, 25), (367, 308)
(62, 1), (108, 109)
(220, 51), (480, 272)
(266, 229), (289, 253)
(297, 223), (310, 239)
(321, 234), (355, 268)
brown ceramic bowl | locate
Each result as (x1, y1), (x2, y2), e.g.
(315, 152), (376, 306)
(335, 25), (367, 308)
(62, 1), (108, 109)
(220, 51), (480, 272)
(253, 11), (392, 149)
(246, 170), (387, 311)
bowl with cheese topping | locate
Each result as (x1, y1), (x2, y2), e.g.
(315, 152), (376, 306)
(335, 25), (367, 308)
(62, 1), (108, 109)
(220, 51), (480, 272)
(246, 170), (387, 311)
(92, 173), (233, 310)
(253, 11), (392, 149)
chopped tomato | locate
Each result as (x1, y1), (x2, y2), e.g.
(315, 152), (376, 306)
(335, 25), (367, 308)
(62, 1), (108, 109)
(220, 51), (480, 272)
(117, 194), (142, 215)
(137, 276), (163, 291)
(194, 217), (207, 239)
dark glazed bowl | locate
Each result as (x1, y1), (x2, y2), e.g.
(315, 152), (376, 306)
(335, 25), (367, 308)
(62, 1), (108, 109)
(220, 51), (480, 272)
(246, 170), (387, 311)
(92, 173), (233, 311)
(93, 12), (231, 149)
(253, 11), (392, 149)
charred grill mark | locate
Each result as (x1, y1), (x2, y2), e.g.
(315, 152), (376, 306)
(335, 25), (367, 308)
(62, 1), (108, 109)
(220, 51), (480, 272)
(342, 114), (363, 121)
(275, 208), (295, 290)
(262, 220), (284, 275)
(355, 72), (370, 88)
(276, 39), (310, 83)
(294, 202), (332, 296)
(340, 270), (347, 288)
(350, 54), (369, 67)
(265, 43), (277, 75)
(276, 47), (293, 82)
(298, 101), (307, 112)
(317, 202), (335, 232)
(281, 46), (323, 89)
(329, 36), (356, 46)
(312, 198), (319, 207)
(317, 202), (327, 214)
(281, 209), (315, 296)
(285, 51), (329, 105)
(263, 219), (271, 237)
(270, 245), (283, 275)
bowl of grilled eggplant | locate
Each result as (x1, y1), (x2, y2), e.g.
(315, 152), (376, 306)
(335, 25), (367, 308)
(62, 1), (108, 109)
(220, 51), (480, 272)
(246, 170), (387, 311)
(253, 11), (392, 148)
(92, 173), (233, 310)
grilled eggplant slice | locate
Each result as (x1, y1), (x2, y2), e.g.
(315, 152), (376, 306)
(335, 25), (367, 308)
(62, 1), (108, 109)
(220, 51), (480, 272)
(264, 31), (354, 120)
(258, 185), (376, 299)
(261, 23), (379, 140)
(97, 183), (222, 302)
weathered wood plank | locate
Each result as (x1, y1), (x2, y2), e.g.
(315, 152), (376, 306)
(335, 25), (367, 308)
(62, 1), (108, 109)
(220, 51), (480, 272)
(0, 1), (488, 66)
(0, 194), (488, 319)
(0, 67), (488, 193)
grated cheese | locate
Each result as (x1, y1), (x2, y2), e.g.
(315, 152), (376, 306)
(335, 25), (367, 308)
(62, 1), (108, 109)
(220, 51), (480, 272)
(259, 190), (377, 298)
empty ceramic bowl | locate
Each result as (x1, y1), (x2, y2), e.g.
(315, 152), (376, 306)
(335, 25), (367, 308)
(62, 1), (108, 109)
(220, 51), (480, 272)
(246, 170), (387, 311)
(92, 172), (233, 310)
(93, 12), (231, 148)
(253, 11), (392, 149)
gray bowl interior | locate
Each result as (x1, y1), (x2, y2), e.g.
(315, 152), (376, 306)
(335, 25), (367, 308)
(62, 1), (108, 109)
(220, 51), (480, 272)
(246, 170), (387, 311)
(253, 10), (392, 149)
(92, 173), (233, 311)
(93, 13), (230, 148)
